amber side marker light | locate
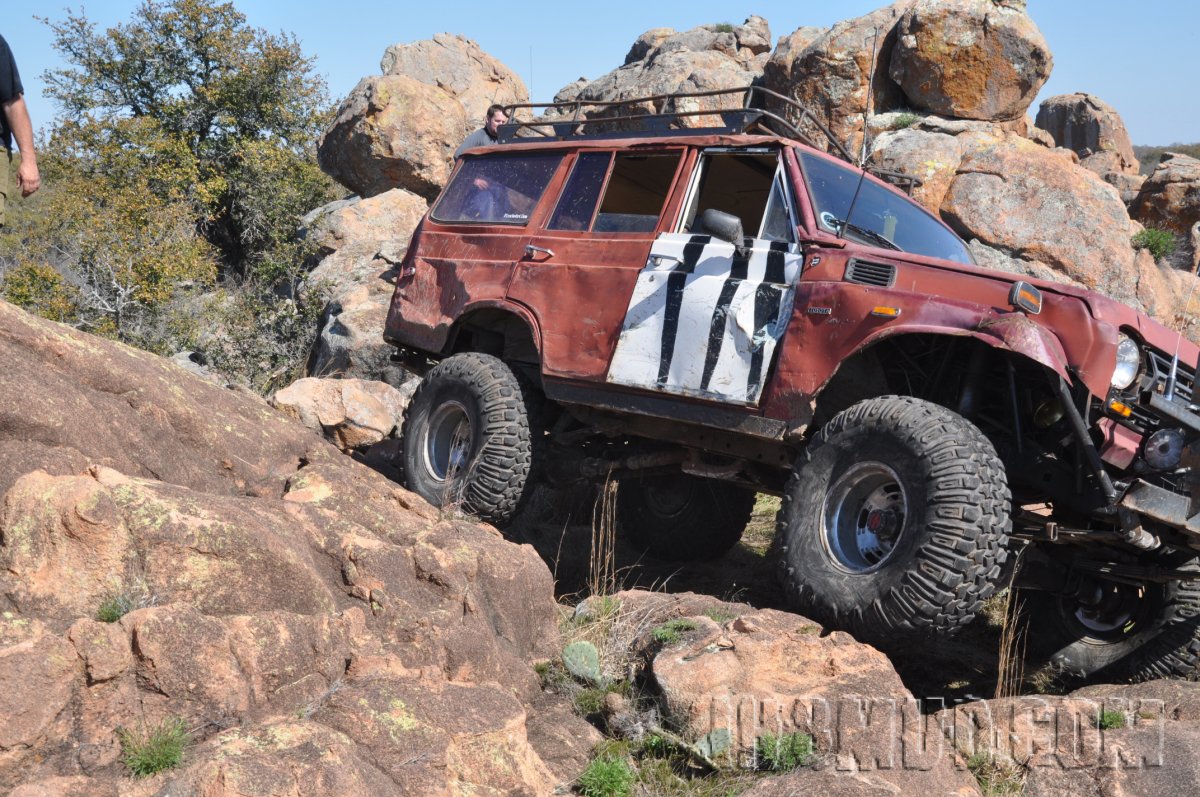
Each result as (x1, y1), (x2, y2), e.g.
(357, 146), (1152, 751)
(1108, 400), (1134, 418)
(870, 306), (901, 318)
(1009, 281), (1043, 315)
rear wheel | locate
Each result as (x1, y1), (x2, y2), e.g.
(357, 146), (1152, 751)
(400, 352), (536, 525)
(1024, 569), (1200, 682)
(776, 396), (1011, 641)
(617, 473), (755, 561)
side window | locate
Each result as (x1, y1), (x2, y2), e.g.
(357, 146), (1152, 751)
(593, 153), (680, 233)
(432, 152), (562, 225)
(681, 151), (793, 243)
(548, 152), (611, 230)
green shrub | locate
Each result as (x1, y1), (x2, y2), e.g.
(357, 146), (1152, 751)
(890, 112), (920, 130)
(578, 755), (635, 797)
(703, 607), (737, 624)
(652, 618), (698, 644)
(1131, 228), (1177, 260)
(96, 595), (133, 623)
(1098, 709), (1127, 730)
(713, 22), (735, 33)
(756, 731), (814, 771)
(118, 717), (189, 777)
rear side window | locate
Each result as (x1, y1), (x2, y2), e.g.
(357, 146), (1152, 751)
(548, 151), (681, 233)
(433, 152), (562, 225)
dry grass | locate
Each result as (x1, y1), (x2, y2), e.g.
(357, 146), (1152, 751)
(992, 589), (1029, 700)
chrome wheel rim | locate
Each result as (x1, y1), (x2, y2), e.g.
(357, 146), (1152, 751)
(423, 401), (472, 483)
(822, 462), (907, 574)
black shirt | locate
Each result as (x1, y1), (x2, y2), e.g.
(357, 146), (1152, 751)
(0, 35), (25, 151)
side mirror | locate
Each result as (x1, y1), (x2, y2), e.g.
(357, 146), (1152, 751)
(696, 208), (744, 246)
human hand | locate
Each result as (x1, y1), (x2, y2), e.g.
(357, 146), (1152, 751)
(16, 158), (39, 197)
(472, 176), (490, 190)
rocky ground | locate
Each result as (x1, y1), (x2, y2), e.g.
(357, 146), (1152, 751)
(7, 0), (1200, 794)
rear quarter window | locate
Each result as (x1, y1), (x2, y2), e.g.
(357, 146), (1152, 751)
(433, 152), (563, 225)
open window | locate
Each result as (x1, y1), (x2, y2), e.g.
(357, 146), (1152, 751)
(548, 151), (682, 233)
(678, 150), (796, 244)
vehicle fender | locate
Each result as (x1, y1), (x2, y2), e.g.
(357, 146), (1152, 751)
(972, 313), (1072, 383)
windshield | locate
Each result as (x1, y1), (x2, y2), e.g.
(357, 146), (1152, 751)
(799, 152), (973, 264)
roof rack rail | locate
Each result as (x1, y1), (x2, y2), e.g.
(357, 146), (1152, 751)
(495, 85), (921, 194)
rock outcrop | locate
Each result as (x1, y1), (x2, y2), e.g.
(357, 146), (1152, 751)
(317, 75), (464, 200)
(560, 17), (771, 128)
(1035, 92), (1140, 178)
(379, 33), (528, 134)
(0, 300), (594, 794)
(1131, 152), (1200, 238)
(889, 0), (1052, 121)
(271, 377), (414, 450)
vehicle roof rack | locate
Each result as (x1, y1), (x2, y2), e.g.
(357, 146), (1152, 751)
(495, 85), (921, 194)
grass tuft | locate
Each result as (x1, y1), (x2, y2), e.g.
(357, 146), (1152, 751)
(890, 112), (920, 130)
(755, 731), (814, 771)
(966, 751), (1025, 796)
(652, 618), (698, 645)
(118, 717), (189, 777)
(578, 754), (635, 797)
(1098, 708), (1127, 730)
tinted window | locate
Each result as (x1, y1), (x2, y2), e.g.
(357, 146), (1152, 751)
(799, 152), (972, 264)
(432, 152), (562, 225)
(548, 152), (611, 230)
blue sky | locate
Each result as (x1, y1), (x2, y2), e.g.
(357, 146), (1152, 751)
(5, 1), (1197, 145)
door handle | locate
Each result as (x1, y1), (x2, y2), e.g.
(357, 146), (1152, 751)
(525, 244), (555, 258)
(649, 253), (682, 268)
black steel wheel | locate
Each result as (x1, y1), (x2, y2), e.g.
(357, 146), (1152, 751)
(617, 473), (756, 561)
(776, 395), (1011, 641)
(400, 352), (535, 524)
(1024, 569), (1200, 682)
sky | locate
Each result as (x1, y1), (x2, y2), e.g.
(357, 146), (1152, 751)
(4, 0), (1197, 146)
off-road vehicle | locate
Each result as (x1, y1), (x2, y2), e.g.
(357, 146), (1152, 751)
(384, 87), (1200, 682)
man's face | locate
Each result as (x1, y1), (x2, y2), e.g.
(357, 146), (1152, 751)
(485, 110), (508, 135)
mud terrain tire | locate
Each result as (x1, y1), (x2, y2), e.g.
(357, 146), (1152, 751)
(617, 473), (756, 561)
(401, 352), (534, 525)
(776, 395), (1011, 641)
(1024, 566), (1200, 682)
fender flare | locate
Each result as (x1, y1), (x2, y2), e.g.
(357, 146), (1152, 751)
(444, 300), (544, 357)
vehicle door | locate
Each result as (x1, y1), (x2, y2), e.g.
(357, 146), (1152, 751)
(507, 148), (689, 381)
(606, 147), (805, 406)
(389, 150), (563, 353)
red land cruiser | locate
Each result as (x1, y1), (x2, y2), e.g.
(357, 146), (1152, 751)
(384, 88), (1200, 682)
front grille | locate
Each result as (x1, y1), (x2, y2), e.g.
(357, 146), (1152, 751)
(1144, 348), (1196, 405)
(844, 259), (896, 288)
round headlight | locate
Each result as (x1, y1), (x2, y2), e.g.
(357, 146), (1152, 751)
(1110, 335), (1141, 390)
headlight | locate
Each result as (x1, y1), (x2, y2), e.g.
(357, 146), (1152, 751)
(1110, 334), (1141, 390)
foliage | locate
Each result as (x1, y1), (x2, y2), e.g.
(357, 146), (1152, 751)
(966, 751), (1025, 796)
(1131, 227), (1177, 260)
(713, 22), (735, 33)
(41, 0), (336, 276)
(578, 755), (635, 797)
(0, 262), (78, 322)
(96, 581), (158, 623)
(1098, 709), (1127, 730)
(890, 112), (920, 130)
(755, 732), (814, 771)
(118, 717), (189, 777)
(563, 640), (603, 684)
(703, 607), (737, 624)
(652, 618), (698, 644)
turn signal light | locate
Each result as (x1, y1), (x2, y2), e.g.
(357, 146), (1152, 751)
(1108, 400), (1134, 418)
(870, 306), (901, 318)
(1009, 281), (1043, 315)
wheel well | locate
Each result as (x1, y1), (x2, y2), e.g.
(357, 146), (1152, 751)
(447, 308), (540, 372)
(814, 334), (1061, 454)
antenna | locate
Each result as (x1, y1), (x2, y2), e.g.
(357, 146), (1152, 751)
(858, 27), (881, 168)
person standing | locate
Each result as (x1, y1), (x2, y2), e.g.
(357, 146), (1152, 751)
(455, 104), (508, 159)
(0, 34), (39, 226)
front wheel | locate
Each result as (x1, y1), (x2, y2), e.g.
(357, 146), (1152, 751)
(617, 473), (756, 561)
(776, 396), (1011, 642)
(400, 352), (536, 525)
(1023, 568), (1200, 682)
